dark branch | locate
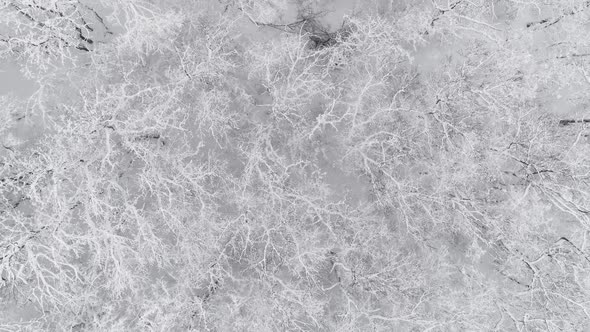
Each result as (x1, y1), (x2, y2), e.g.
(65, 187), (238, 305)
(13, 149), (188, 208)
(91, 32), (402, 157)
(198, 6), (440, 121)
(559, 119), (590, 126)
(556, 53), (590, 59)
(430, 0), (463, 27)
(526, 1), (590, 29)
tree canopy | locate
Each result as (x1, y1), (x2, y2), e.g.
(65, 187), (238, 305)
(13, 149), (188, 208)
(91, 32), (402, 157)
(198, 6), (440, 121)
(1, 0), (590, 331)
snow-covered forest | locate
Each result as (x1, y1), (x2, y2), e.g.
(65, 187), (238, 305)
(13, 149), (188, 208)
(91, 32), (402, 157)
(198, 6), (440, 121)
(1, 0), (590, 331)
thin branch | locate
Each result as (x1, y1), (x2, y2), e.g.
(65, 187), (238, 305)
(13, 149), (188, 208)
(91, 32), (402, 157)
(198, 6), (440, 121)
(526, 1), (590, 29)
(559, 119), (590, 126)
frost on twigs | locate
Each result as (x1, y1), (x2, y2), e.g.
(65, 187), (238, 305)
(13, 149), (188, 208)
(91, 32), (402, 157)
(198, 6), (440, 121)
(0, 0), (115, 73)
(2, 0), (590, 330)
